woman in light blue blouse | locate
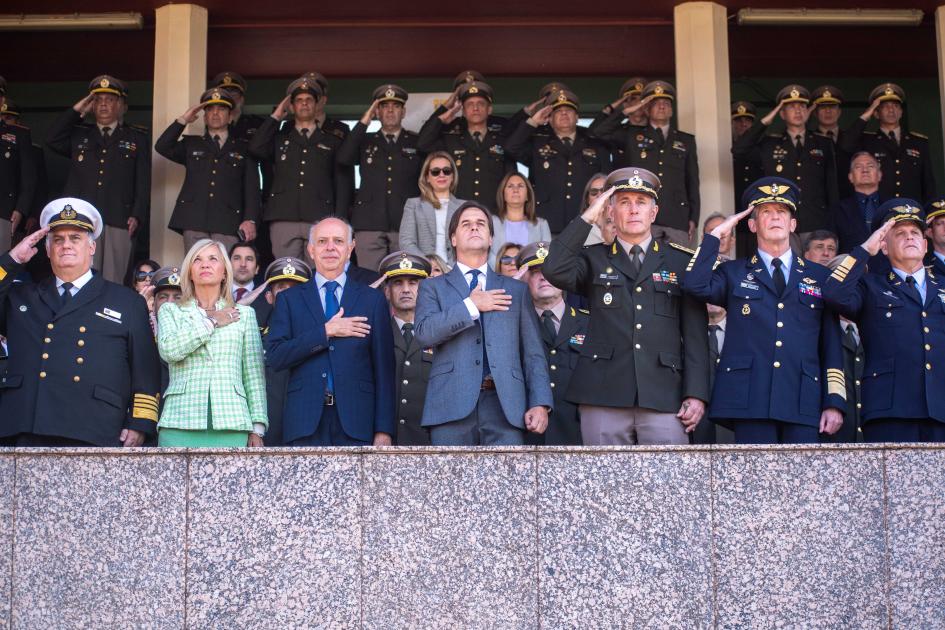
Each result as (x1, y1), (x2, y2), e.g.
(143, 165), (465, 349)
(489, 172), (551, 266)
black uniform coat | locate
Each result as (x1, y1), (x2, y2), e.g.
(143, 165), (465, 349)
(417, 114), (518, 210)
(46, 110), (151, 228)
(337, 123), (422, 232)
(155, 121), (261, 235)
(839, 120), (937, 203)
(0, 120), (36, 220)
(733, 121), (839, 233)
(322, 117), (354, 217)
(504, 124), (610, 234)
(392, 318), (432, 446)
(0, 255), (161, 445)
(525, 304), (588, 446)
(542, 218), (710, 411)
(248, 117), (347, 223)
(589, 115), (700, 232)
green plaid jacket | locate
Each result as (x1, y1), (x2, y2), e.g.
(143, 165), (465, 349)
(157, 301), (268, 432)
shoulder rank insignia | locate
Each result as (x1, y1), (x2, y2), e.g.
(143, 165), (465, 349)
(668, 242), (695, 255)
(578, 308), (590, 314)
(910, 131), (928, 139)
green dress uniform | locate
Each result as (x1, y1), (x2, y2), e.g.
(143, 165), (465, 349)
(0, 117), (37, 232)
(392, 319), (432, 446)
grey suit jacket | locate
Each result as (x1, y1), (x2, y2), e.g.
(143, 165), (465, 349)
(399, 195), (465, 265)
(414, 265), (553, 428)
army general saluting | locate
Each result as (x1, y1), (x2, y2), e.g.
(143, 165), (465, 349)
(0, 198), (160, 446)
(543, 168), (710, 445)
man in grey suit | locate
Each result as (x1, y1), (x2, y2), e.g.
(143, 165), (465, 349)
(414, 201), (553, 445)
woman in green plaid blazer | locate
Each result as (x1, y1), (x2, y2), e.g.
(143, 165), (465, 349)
(156, 239), (268, 447)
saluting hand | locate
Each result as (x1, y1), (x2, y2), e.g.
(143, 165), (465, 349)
(527, 105), (553, 127)
(177, 102), (206, 125)
(271, 95), (292, 121)
(360, 99), (380, 126)
(580, 185), (617, 225)
(9, 226), (49, 264)
(861, 96), (884, 121)
(73, 93), (95, 116)
(325, 307), (372, 338)
(622, 94), (655, 116)
(469, 285), (512, 313)
(760, 100), (785, 126)
(524, 406), (549, 434)
(710, 208), (752, 240)
(438, 98), (462, 124)
(523, 98), (546, 116)
(862, 218), (895, 256)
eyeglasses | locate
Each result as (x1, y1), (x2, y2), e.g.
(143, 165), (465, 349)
(134, 270), (156, 282)
(429, 167), (453, 177)
(499, 256), (517, 265)
(588, 187), (605, 197)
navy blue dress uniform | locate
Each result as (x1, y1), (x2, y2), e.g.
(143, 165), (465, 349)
(504, 89), (611, 234)
(0, 199), (160, 446)
(516, 242), (588, 446)
(417, 80), (518, 209)
(839, 84), (937, 203)
(542, 168), (710, 414)
(0, 79), (37, 243)
(589, 81), (700, 238)
(820, 319), (864, 443)
(732, 101), (763, 257)
(337, 85), (422, 235)
(682, 178), (847, 443)
(733, 85), (839, 234)
(155, 89), (261, 239)
(379, 251), (433, 446)
(590, 77), (648, 170)
(823, 201), (945, 442)
(258, 256), (312, 446)
(248, 77), (349, 223)
(926, 199), (945, 278)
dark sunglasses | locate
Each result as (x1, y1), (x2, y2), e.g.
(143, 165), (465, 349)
(429, 167), (453, 177)
(499, 256), (517, 265)
(588, 187), (605, 196)
(135, 270), (156, 282)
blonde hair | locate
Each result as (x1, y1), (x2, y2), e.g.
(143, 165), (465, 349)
(179, 239), (235, 308)
(418, 151), (458, 209)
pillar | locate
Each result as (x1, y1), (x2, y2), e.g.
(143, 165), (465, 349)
(674, 2), (734, 225)
(150, 4), (208, 268)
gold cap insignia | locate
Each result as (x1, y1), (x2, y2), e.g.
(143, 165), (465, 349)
(737, 104), (746, 115)
(536, 245), (548, 259)
(399, 257), (412, 270)
(823, 89), (832, 99)
(223, 75), (233, 85)
(933, 201), (945, 209)
(557, 91), (567, 102)
(385, 87), (395, 99)
(628, 175), (643, 188)
(885, 86), (894, 96)
(789, 88), (799, 99)
(100, 78), (109, 88)
(301, 81), (309, 90)
(465, 73), (475, 82)
(283, 263), (296, 276)
(654, 85), (664, 95)
(212, 91), (221, 100)
(760, 183), (790, 196)
(168, 272), (181, 285)
(635, 82), (644, 91)
(469, 85), (479, 94)
(61, 205), (77, 219)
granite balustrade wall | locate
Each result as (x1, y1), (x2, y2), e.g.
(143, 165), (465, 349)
(2, 444), (942, 629)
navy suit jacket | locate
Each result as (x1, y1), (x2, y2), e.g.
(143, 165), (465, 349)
(831, 195), (891, 275)
(265, 276), (395, 443)
(414, 265), (553, 428)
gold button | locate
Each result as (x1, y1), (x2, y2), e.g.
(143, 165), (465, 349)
(299, 172), (304, 176)
(635, 323), (642, 329)
(77, 357), (84, 364)
(635, 287), (642, 293)
(551, 365), (557, 370)
(550, 349), (556, 355)
(857, 403), (862, 409)
(79, 326), (86, 333)
(773, 361), (781, 368)
(73, 376), (81, 383)
(775, 340), (782, 347)
(39, 371), (46, 378)
(926, 344), (932, 351)
(636, 304), (642, 310)
(924, 327), (930, 333)
(47, 323), (54, 330)
(78, 340), (85, 347)
(44, 337), (51, 343)
(550, 382), (556, 388)
(922, 311), (928, 317)
(777, 303), (784, 310)
(41, 353), (49, 360)
(634, 343), (641, 350)
(855, 380), (861, 386)
(777, 322), (784, 328)
(926, 363), (932, 370)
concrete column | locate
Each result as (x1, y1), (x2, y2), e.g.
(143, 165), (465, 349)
(936, 7), (945, 165)
(674, 2), (734, 224)
(150, 3), (208, 268)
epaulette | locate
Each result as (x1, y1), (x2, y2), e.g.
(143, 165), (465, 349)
(910, 131), (928, 139)
(862, 131), (877, 135)
(767, 133), (781, 138)
(578, 308), (590, 314)
(5, 121), (29, 130)
(128, 124), (149, 133)
(668, 242), (696, 255)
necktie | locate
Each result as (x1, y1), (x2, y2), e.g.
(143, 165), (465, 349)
(905, 275), (923, 303)
(300, 127), (310, 140)
(794, 134), (803, 149)
(562, 136), (573, 149)
(60, 282), (74, 310)
(629, 244), (643, 277)
(467, 269), (480, 294)
(772, 258), (786, 295)
(213, 134), (222, 149)
(467, 270), (490, 377)
(862, 194), (877, 229)
(234, 287), (247, 302)
(541, 310), (557, 346)
(101, 127), (111, 143)
(826, 130), (835, 142)
(843, 323), (859, 348)
(708, 324), (721, 359)
(323, 280), (340, 393)
(473, 131), (482, 146)
(401, 322), (414, 346)
(888, 130), (898, 145)
(386, 133), (396, 145)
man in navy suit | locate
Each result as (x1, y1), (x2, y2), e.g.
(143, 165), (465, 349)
(824, 200), (945, 442)
(831, 152), (891, 274)
(265, 216), (395, 446)
(414, 202), (553, 445)
(926, 199), (945, 277)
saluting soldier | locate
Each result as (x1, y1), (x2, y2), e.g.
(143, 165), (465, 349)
(155, 88), (261, 252)
(516, 241), (588, 446)
(810, 85), (853, 198)
(590, 81), (700, 246)
(249, 76), (347, 261)
(591, 77), (650, 170)
(732, 85), (838, 245)
(208, 72), (265, 142)
(926, 198), (945, 277)
(258, 256), (312, 446)
(731, 101), (763, 257)
(338, 84), (422, 271)
(425, 70), (520, 139)
(46, 75), (151, 283)
(418, 80), (518, 209)
(0, 79), (37, 252)
(505, 88), (611, 234)
(823, 201), (945, 442)
(378, 251), (433, 446)
(0, 198), (160, 446)
(683, 177), (846, 444)
(543, 167), (710, 445)
(839, 83), (938, 203)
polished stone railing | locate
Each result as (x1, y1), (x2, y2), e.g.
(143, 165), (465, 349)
(2, 444), (941, 628)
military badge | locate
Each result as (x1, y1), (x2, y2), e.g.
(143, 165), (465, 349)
(603, 292), (613, 305)
(61, 205), (77, 220)
(399, 257), (412, 270)
(742, 304), (751, 315)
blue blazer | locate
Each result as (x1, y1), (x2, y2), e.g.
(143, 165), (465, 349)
(265, 276), (395, 443)
(831, 195), (891, 275)
(414, 265), (553, 428)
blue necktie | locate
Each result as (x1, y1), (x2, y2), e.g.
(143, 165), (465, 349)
(323, 280), (340, 392)
(467, 270), (490, 377)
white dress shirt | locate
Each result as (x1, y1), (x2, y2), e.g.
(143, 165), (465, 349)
(455, 261), (489, 320)
(56, 269), (94, 297)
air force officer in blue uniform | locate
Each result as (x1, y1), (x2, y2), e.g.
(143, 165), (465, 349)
(683, 177), (847, 443)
